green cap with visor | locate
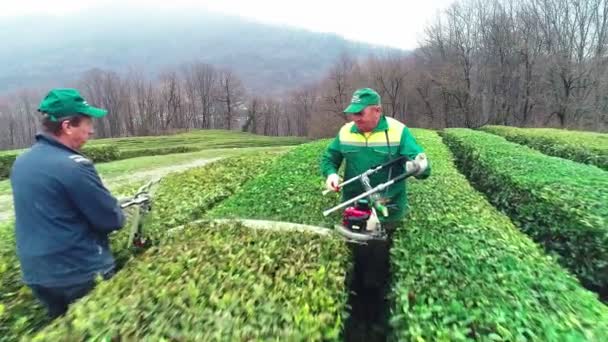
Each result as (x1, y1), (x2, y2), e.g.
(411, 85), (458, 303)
(38, 88), (107, 122)
(343, 88), (381, 114)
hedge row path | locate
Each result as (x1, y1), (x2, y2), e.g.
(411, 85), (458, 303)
(0, 158), (220, 224)
(104, 157), (221, 191)
(0, 146), (291, 222)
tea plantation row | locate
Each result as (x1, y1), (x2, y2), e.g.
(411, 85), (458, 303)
(31, 222), (349, 341)
(444, 129), (608, 298)
(27, 147), (351, 340)
(0, 153), (281, 341)
(0, 129), (308, 180)
(2, 129), (607, 341)
(480, 125), (607, 170)
(392, 129), (608, 341)
(209, 135), (608, 340)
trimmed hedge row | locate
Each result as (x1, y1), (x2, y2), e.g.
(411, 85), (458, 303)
(0, 154), (16, 179)
(0, 145), (120, 180)
(116, 146), (199, 160)
(32, 221), (350, 341)
(443, 128), (608, 297)
(0, 129), (309, 180)
(81, 145), (121, 163)
(0, 154), (279, 341)
(0, 221), (47, 342)
(87, 129), (309, 151)
(481, 125), (608, 170)
(391, 129), (608, 341)
(207, 140), (340, 227)
(0, 145), (201, 180)
(110, 153), (280, 266)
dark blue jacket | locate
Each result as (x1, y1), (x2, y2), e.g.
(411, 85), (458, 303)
(10, 134), (125, 286)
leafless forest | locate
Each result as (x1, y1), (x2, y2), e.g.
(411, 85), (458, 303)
(1, 0), (606, 149)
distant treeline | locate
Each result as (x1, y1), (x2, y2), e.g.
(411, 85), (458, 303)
(1, 0), (606, 150)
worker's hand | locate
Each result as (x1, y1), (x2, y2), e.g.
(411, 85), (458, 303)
(325, 173), (341, 192)
(405, 160), (420, 174)
(414, 153), (428, 175)
(406, 153), (428, 175)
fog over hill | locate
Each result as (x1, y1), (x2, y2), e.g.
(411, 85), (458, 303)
(0, 6), (402, 94)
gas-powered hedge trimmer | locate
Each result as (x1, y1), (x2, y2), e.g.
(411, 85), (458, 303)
(119, 178), (162, 248)
(322, 156), (419, 243)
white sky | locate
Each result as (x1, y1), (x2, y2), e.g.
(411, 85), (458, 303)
(0, 0), (455, 49)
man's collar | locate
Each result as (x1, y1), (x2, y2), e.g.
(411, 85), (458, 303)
(35, 133), (82, 155)
(350, 115), (389, 134)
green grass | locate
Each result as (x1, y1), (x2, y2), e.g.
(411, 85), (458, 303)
(391, 129), (608, 341)
(443, 128), (608, 298)
(480, 125), (608, 170)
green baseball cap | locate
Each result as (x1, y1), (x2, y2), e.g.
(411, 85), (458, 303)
(38, 88), (108, 122)
(343, 88), (381, 114)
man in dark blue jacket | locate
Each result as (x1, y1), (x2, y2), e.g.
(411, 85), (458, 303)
(10, 88), (125, 318)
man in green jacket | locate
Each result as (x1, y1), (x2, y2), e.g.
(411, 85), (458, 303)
(320, 88), (430, 326)
(321, 88), (430, 224)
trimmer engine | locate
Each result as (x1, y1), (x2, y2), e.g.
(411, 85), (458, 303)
(343, 199), (378, 233)
(323, 155), (420, 243)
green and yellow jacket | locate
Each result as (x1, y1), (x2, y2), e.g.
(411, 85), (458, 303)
(320, 116), (430, 222)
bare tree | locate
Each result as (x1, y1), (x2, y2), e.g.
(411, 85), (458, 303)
(288, 86), (318, 136)
(191, 63), (217, 129)
(242, 97), (260, 133)
(529, 0), (608, 127)
(366, 53), (411, 121)
(216, 69), (245, 130)
(321, 52), (357, 120)
(159, 70), (183, 131)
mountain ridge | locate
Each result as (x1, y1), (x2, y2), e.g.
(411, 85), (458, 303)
(0, 6), (402, 94)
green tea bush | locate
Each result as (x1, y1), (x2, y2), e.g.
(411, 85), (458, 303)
(32, 221), (350, 341)
(208, 140), (340, 227)
(0, 145), (119, 180)
(443, 128), (608, 296)
(391, 129), (608, 341)
(1, 154), (279, 341)
(0, 154), (17, 180)
(481, 125), (608, 170)
(80, 145), (121, 163)
(117, 146), (199, 160)
(110, 153), (279, 265)
(0, 221), (47, 342)
(0, 128), (306, 180)
(87, 129), (309, 151)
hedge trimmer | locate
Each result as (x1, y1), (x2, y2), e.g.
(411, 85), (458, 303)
(119, 178), (162, 248)
(322, 156), (419, 243)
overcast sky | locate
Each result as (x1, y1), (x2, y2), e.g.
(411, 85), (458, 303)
(1, 0), (455, 50)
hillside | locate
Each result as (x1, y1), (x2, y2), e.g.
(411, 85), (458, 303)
(0, 6), (398, 94)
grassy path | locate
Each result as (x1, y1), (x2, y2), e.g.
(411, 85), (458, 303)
(0, 145), (292, 223)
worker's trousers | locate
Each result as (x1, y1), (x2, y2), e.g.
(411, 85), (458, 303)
(350, 221), (398, 291)
(29, 268), (115, 319)
(345, 222), (399, 340)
